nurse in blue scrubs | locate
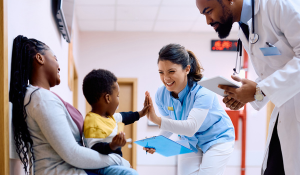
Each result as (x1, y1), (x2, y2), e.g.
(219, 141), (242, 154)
(144, 43), (235, 175)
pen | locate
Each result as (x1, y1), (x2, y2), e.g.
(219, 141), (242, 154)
(266, 42), (275, 47)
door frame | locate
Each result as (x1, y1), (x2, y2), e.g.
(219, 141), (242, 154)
(0, 0), (9, 174)
(117, 78), (137, 170)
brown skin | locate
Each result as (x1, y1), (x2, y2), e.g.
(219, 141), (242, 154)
(30, 49), (61, 90)
(91, 82), (150, 150)
(196, 0), (243, 26)
(196, 0), (260, 109)
(218, 75), (257, 104)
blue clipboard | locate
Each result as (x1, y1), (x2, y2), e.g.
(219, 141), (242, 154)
(134, 135), (195, 157)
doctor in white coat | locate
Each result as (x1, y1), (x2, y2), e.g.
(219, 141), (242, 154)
(196, 0), (300, 174)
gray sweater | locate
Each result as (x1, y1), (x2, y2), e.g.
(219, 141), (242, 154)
(24, 85), (130, 175)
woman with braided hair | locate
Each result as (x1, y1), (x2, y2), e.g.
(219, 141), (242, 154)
(9, 35), (132, 175)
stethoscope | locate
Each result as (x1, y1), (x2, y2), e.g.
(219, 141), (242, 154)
(233, 0), (259, 75)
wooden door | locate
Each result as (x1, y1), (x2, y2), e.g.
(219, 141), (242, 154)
(115, 82), (134, 166)
(85, 78), (137, 169)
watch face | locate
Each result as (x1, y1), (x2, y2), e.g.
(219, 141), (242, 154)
(255, 94), (264, 101)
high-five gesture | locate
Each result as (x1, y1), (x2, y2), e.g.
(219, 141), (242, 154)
(138, 94), (151, 118)
(145, 91), (161, 126)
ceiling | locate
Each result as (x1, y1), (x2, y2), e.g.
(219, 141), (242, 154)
(75, 0), (239, 32)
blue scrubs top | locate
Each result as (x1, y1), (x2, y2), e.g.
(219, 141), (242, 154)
(155, 81), (235, 153)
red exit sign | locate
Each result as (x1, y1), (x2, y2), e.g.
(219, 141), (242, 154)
(211, 40), (238, 51)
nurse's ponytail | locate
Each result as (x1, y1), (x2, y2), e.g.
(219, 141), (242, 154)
(186, 50), (203, 84)
(158, 43), (204, 87)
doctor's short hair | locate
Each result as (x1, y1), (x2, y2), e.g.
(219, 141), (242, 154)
(83, 69), (117, 105)
(158, 43), (204, 87)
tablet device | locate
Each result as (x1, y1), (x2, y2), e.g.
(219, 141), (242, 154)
(197, 76), (240, 97)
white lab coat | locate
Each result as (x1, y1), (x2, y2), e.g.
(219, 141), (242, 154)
(238, 0), (300, 174)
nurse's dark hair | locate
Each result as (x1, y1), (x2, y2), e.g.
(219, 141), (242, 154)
(158, 43), (204, 87)
(9, 35), (49, 175)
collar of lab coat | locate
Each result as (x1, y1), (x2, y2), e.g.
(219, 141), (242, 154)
(254, 0), (260, 15)
(237, 0), (261, 53)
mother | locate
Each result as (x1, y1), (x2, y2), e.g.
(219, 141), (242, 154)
(145, 43), (235, 175)
(9, 35), (131, 175)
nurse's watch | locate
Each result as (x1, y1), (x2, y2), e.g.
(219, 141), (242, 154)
(254, 85), (264, 101)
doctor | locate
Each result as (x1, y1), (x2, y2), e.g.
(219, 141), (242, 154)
(196, 0), (300, 174)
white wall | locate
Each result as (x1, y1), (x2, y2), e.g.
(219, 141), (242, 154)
(77, 31), (267, 175)
(7, 0), (80, 174)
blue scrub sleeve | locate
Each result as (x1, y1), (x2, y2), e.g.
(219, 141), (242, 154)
(155, 91), (169, 116)
(193, 90), (215, 109)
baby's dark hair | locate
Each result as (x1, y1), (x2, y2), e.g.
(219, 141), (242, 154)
(83, 69), (117, 105)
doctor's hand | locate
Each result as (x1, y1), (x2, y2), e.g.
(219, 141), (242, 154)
(218, 75), (256, 104)
(223, 96), (245, 110)
(145, 91), (162, 126)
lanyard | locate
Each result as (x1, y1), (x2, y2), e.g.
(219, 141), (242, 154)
(171, 97), (186, 121)
(170, 89), (189, 121)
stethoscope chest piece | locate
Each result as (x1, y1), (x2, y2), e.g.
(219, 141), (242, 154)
(250, 33), (259, 44)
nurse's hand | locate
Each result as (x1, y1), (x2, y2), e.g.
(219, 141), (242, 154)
(223, 96), (245, 110)
(143, 147), (156, 154)
(218, 75), (256, 104)
(145, 91), (162, 126)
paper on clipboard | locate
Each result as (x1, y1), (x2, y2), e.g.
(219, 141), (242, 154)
(197, 76), (240, 97)
(134, 135), (195, 157)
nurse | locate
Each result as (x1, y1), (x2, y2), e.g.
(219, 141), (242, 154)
(144, 43), (235, 175)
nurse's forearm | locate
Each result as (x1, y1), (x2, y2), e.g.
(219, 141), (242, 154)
(160, 108), (209, 137)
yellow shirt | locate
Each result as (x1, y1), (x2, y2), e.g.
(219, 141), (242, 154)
(83, 112), (124, 148)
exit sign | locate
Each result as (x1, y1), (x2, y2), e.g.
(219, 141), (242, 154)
(211, 40), (238, 51)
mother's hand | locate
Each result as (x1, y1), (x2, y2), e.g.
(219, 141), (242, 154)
(145, 91), (161, 126)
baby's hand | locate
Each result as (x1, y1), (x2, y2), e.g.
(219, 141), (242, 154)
(109, 132), (126, 150)
(138, 93), (151, 118)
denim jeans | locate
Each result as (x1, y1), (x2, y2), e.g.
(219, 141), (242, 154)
(85, 165), (138, 175)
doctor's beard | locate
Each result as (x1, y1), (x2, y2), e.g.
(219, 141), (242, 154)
(214, 6), (234, 39)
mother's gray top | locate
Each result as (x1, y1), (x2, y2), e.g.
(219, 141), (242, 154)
(24, 85), (129, 175)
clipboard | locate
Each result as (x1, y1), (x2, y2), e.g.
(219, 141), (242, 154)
(134, 135), (195, 157)
(197, 76), (240, 97)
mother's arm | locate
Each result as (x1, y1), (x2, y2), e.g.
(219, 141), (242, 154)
(28, 97), (129, 169)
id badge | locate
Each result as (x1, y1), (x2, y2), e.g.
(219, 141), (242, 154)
(260, 47), (281, 56)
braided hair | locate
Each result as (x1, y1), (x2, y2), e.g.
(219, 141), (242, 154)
(9, 35), (49, 174)
(158, 43), (204, 87)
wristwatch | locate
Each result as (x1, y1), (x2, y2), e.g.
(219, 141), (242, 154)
(254, 85), (264, 101)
